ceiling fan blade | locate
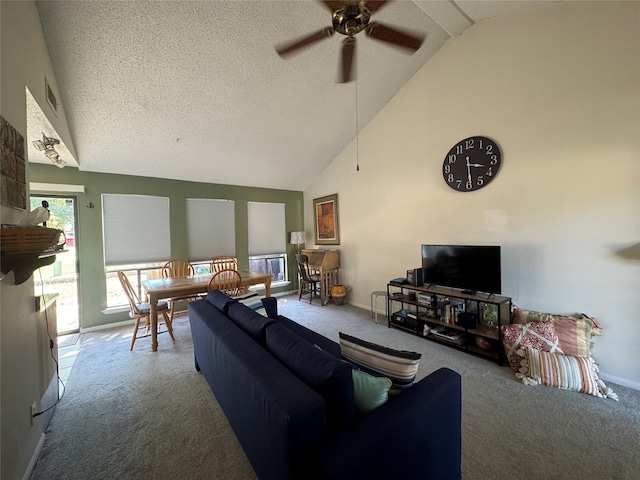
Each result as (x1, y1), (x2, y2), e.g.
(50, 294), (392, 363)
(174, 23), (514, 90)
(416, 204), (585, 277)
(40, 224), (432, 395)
(365, 1), (391, 13)
(339, 37), (356, 83)
(276, 27), (335, 57)
(365, 22), (424, 51)
(320, 0), (344, 12)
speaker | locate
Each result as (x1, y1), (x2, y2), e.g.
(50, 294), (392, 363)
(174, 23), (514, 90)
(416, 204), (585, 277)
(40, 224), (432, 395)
(406, 268), (423, 287)
(457, 312), (477, 329)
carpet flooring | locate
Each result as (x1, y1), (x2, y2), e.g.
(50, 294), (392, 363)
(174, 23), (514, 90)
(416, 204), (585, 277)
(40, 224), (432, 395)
(31, 295), (640, 479)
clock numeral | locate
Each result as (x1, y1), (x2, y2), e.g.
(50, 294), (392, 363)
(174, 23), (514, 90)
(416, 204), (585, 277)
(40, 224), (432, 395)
(447, 154), (457, 164)
(465, 139), (474, 150)
(456, 145), (463, 154)
(444, 165), (451, 174)
(466, 181), (473, 190)
(456, 180), (462, 189)
(486, 145), (493, 155)
(477, 176), (484, 186)
(448, 174), (455, 183)
(490, 155), (498, 165)
(486, 167), (493, 177)
(479, 138), (483, 149)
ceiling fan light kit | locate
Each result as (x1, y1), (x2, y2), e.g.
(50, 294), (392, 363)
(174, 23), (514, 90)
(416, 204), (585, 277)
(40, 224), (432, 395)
(275, 0), (425, 83)
(32, 132), (66, 168)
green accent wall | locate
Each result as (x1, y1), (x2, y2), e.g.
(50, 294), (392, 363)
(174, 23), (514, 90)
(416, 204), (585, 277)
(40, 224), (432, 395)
(29, 164), (304, 329)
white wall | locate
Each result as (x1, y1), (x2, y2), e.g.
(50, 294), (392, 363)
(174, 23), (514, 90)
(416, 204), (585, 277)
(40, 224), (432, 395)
(1, 2), (76, 479)
(305, 1), (640, 387)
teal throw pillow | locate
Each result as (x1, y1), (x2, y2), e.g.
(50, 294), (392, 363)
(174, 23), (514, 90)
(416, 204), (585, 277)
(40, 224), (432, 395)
(352, 369), (392, 414)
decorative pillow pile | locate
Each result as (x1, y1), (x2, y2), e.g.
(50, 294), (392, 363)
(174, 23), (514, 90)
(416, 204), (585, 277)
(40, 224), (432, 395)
(501, 321), (564, 372)
(518, 346), (618, 401)
(339, 332), (421, 392)
(512, 306), (602, 357)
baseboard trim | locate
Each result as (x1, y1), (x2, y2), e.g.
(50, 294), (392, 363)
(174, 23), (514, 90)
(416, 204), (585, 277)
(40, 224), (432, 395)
(22, 433), (46, 480)
(599, 373), (640, 391)
(80, 318), (135, 333)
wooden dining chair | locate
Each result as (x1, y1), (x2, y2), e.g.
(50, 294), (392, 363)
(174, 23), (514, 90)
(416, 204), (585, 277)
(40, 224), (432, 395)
(117, 270), (175, 350)
(211, 256), (238, 273)
(162, 259), (195, 277)
(211, 256), (244, 293)
(161, 259), (199, 323)
(208, 269), (243, 297)
(296, 254), (321, 304)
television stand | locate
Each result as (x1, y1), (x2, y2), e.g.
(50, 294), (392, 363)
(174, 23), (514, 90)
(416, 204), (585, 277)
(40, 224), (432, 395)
(387, 283), (512, 362)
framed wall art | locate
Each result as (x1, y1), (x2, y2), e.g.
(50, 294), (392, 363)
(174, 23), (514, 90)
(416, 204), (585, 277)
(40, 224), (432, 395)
(0, 115), (27, 210)
(313, 194), (340, 245)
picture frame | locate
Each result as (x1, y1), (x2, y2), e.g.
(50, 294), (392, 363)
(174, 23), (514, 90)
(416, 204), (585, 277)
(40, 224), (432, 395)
(0, 115), (27, 210)
(313, 194), (340, 245)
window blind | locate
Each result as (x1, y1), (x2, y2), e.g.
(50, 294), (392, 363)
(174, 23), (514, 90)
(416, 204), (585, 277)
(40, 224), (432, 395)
(248, 202), (286, 255)
(186, 198), (236, 262)
(102, 194), (171, 266)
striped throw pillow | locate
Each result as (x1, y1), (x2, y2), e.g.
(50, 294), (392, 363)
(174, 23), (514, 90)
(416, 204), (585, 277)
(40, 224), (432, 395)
(235, 292), (267, 316)
(339, 332), (421, 392)
(519, 346), (618, 400)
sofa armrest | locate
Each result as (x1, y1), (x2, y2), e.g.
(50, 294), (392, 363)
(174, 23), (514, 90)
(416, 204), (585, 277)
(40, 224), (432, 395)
(307, 367), (462, 480)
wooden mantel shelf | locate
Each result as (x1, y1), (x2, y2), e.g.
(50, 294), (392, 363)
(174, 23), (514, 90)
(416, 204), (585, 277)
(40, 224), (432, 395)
(0, 252), (57, 285)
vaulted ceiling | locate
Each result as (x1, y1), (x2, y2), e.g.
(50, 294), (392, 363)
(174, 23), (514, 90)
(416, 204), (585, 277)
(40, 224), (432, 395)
(30, 1), (558, 190)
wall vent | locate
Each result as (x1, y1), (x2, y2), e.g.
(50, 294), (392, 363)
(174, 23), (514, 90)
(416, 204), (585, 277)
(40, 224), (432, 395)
(45, 77), (58, 114)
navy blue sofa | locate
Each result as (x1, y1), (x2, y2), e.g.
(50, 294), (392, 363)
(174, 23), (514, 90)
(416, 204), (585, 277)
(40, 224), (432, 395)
(188, 291), (462, 480)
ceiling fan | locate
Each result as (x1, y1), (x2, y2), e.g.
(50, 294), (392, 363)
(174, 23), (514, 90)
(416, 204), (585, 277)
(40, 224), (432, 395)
(275, 0), (425, 83)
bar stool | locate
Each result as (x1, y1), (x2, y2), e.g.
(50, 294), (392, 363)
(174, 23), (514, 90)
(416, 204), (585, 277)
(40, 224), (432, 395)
(370, 290), (387, 324)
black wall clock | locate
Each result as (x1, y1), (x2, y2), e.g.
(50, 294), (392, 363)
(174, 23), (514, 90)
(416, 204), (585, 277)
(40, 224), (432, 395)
(442, 136), (502, 192)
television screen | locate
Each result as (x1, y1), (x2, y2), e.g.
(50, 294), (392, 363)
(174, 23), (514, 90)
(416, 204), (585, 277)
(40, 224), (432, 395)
(421, 245), (501, 294)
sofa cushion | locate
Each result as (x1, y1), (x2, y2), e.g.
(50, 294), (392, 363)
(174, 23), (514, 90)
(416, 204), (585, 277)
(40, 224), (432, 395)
(518, 346), (618, 400)
(260, 297), (278, 318)
(266, 323), (356, 428)
(351, 369), (392, 414)
(276, 315), (343, 359)
(339, 332), (421, 392)
(206, 289), (238, 314)
(227, 301), (277, 344)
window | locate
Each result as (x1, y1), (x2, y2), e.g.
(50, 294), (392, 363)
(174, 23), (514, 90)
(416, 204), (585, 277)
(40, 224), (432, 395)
(105, 264), (163, 308)
(102, 194), (170, 308)
(186, 198), (236, 261)
(249, 254), (286, 283)
(102, 194), (170, 266)
(247, 202), (287, 283)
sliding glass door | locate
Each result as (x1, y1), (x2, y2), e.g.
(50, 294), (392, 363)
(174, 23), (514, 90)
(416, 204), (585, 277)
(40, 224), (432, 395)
(31, 195), (80, 334)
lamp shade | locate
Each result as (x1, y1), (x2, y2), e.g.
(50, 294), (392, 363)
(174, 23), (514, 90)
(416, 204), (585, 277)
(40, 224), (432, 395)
(290, 231), (306, 245)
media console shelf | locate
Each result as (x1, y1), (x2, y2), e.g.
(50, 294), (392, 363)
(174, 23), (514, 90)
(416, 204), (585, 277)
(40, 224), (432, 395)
(387, 283), (512, 362)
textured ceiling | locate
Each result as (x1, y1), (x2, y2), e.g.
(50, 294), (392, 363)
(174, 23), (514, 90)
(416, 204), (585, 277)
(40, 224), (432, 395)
(30, 1), (557, 190)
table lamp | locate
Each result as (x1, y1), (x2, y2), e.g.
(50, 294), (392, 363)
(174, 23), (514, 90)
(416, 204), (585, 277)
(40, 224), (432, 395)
(290, 231), (306, 255)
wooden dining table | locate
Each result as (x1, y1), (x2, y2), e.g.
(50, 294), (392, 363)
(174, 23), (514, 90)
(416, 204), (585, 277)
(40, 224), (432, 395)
(142, 269), (272, 351)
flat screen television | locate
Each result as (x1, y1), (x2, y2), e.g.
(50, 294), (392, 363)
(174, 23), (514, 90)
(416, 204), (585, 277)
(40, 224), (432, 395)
(421, 245), (501, 295)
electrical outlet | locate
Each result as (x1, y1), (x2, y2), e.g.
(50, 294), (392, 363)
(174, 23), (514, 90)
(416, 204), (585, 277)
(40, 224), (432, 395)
(30, 401), (36, 425)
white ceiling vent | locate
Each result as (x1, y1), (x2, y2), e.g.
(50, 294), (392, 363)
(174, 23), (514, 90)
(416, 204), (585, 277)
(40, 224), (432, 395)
(45, 77), (58, 114)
